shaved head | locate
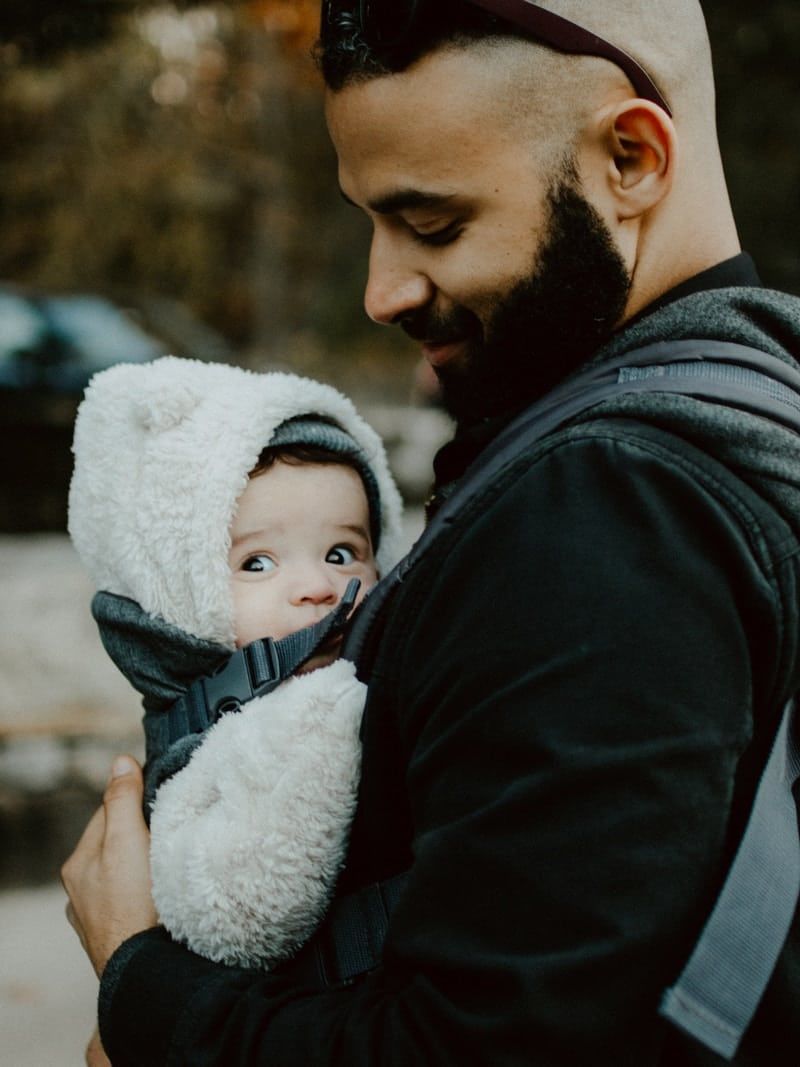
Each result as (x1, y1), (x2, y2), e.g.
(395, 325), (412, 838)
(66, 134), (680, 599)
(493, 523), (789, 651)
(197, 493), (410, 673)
(517, 0), (717, 137)
(318, 0), (722, 177)
(318, 0), (714, 113)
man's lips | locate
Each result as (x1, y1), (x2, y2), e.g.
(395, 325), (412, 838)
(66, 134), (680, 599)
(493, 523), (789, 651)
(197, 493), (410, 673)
(420, 337), (469, 368)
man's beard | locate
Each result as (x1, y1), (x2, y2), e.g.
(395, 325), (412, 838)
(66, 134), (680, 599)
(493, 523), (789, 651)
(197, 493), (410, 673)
(402, 175), (632, 424)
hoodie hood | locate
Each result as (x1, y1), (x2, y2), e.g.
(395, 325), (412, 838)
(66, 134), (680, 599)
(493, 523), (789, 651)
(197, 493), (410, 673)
(582, 284), (800, 539)
(68, 356), (404, 648)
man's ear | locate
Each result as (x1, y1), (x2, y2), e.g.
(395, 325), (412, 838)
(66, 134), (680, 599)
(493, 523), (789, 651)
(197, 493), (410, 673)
(605, 100), (677, 219)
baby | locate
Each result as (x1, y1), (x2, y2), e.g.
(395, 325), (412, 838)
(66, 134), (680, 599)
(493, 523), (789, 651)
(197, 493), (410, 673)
(68, 356), (403, 969)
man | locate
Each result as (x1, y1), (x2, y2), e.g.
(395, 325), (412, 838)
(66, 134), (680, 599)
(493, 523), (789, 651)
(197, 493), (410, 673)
(63, 2), (800, 1063)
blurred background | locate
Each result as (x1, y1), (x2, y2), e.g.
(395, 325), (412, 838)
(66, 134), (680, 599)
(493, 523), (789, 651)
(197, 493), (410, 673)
(1, 1), (799, 1062)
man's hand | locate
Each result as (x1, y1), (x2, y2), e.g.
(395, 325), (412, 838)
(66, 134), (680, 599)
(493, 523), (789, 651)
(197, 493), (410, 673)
(86, 1026), (112, 1067)
(61, 756), (159, 978)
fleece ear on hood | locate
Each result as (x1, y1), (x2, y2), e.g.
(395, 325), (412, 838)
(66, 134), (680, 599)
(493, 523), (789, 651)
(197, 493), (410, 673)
(68, 356), (404, 647)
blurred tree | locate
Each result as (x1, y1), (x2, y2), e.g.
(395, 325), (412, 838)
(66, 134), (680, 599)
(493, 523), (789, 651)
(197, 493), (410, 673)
(0, 0), (798, 402)
(0, 2), (121, 58)
(704, 1), (800, 291)
(0, 1), (414, 399)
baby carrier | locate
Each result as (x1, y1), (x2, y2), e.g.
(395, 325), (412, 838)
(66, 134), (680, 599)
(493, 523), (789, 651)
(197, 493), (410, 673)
(154, 338), (800, 1061)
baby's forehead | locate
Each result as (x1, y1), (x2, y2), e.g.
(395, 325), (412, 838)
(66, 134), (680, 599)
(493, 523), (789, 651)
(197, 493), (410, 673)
(250, 455), (370, 496)
(244, 441), (380, 544)
(232, 459), (373, 540)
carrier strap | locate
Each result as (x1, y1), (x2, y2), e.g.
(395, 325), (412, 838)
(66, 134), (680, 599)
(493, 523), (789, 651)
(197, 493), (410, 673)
(337, 340), (800, 1059)
(286, 871), (409, 987)
(660, 697), (800, 1058)
(147, 578), (361, 758)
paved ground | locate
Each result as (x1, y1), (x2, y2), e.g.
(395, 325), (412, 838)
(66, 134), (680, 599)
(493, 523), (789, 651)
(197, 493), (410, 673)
(1, 883), (99, 1066)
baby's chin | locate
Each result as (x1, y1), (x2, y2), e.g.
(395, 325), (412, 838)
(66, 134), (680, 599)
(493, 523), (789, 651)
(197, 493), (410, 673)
(295, 650), (339, 675)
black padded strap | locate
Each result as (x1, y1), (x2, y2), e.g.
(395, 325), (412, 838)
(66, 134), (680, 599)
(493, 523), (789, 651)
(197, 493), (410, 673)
(285, 872), (409, 987)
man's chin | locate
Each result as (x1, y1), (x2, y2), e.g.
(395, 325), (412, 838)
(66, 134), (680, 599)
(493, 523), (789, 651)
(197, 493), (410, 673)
(435, 350), (515, 423)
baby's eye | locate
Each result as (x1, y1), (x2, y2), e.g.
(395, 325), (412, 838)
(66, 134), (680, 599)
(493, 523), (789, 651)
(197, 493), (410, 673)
(326, 545), (356, 566)
(241, 554), (276, 573)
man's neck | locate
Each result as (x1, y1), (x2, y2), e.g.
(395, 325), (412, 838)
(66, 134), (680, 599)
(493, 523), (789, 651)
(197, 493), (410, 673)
(621, 253), (761, 332)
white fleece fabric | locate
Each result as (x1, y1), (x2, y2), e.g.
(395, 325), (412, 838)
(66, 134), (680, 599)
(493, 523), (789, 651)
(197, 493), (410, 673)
(68, 356), (404, 970)
(150, 659), (365, 969)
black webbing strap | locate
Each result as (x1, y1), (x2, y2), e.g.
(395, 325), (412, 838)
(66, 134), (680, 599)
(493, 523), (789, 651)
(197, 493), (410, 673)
(148, 577), (361, 757)
(285, 871), (409, 987)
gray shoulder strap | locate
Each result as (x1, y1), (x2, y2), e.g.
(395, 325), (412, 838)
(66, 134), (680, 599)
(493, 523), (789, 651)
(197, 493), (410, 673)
(343, 339), (800, 1057)
(660, 697), (800, 1058)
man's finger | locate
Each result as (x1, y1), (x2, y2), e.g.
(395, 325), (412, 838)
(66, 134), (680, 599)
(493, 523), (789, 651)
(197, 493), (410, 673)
(65, 898), (91, 958)
(60, 753), (157, 976)
(61, 805), (106, 890)
(86, 1026), (112, 1067)
(101, 755), (146, 849)
(75, 804), (107, 850)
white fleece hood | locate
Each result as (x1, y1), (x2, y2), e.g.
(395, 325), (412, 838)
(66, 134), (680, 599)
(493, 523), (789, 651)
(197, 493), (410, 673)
(68, 355), (404, 647)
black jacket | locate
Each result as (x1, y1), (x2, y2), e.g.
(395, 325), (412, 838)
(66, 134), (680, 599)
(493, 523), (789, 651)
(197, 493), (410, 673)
(99, 262), (800, 1065)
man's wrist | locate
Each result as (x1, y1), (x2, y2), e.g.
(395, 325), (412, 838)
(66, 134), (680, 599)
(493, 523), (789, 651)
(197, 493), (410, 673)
(96, 923), (162, 979)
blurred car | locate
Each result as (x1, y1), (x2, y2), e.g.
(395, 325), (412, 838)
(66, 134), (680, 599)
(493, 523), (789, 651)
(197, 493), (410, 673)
(0, 286), (231, 532)
(0, 289), (163, 393)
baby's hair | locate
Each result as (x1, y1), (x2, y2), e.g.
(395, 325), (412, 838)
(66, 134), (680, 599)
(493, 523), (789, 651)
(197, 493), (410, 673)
(251, 443), (365, 478)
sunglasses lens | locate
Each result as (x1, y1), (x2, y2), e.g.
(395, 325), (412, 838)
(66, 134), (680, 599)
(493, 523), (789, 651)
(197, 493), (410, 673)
(361, 0), (420, 46)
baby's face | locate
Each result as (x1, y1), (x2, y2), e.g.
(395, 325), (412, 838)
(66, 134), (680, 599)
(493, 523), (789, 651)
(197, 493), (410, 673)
(228, 460), (379, 658)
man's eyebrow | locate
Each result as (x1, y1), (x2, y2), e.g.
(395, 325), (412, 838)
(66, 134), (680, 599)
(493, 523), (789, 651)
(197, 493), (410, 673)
(339, 187), (456, 215)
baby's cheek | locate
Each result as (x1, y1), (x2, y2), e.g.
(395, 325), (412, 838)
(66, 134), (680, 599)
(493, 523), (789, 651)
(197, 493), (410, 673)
(230, 585), (266, 648)
(361, 564), (380, 596)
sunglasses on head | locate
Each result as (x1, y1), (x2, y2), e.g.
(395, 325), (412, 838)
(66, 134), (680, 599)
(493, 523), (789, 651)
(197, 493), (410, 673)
(321, 0), (672, 117)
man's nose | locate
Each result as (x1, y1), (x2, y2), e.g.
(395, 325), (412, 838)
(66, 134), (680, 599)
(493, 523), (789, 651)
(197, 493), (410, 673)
(364, 231), (433, 325)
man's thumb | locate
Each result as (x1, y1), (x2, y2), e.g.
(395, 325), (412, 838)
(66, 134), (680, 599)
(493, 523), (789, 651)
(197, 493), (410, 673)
(103, 755), (144, 808)
(110, 755), (139, 780)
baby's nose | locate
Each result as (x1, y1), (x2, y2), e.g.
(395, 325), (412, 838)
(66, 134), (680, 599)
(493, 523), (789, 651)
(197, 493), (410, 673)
(291, 568), (339, 606)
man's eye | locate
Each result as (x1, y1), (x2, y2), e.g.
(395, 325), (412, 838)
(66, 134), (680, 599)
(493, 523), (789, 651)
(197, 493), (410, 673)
(326, 545), (356, 565)
(411, 223), (462, 248)
(241, 554), (276, 573)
